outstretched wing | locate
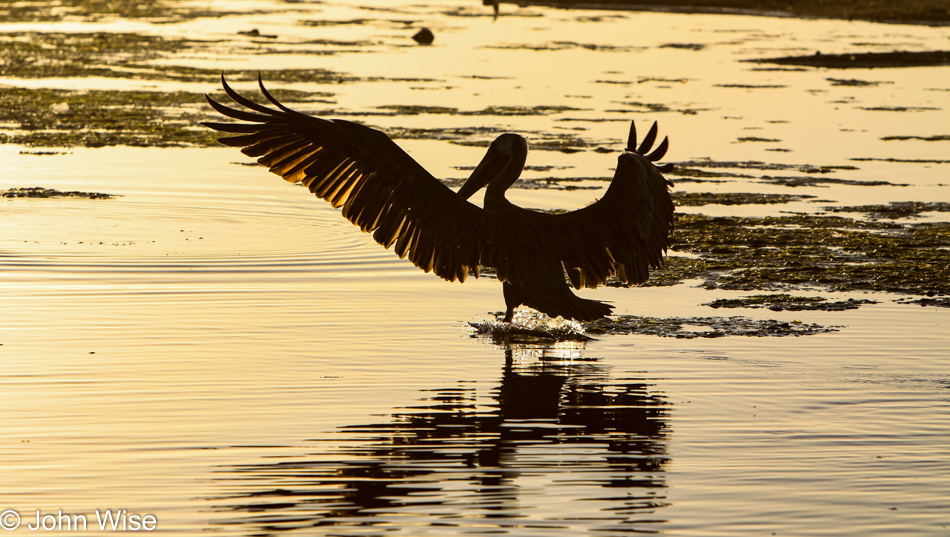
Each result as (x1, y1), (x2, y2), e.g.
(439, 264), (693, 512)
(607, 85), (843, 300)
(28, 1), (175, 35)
(202, 75), (487, 283)
(549, 121), (675, 290)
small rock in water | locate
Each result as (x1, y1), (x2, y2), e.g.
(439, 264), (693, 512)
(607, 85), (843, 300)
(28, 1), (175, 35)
(412, 28), (434, 45)
(238, 28), (277, 39)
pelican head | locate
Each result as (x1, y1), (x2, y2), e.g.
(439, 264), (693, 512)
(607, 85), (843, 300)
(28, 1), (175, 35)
(457, 133), (527, 201)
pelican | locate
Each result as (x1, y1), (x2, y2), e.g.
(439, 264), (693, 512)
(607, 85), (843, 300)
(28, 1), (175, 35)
(203, 76), (675, 322)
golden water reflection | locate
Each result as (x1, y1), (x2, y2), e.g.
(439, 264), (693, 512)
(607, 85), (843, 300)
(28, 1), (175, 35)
(1, 1), (949, 535)
(214, 345), (670, 534)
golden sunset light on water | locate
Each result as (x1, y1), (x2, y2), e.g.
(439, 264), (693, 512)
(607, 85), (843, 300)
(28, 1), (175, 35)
(1, 1), (948, 534)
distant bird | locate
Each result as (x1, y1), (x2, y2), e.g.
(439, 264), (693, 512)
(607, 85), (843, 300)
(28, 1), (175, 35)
(203, 76), (675, 322)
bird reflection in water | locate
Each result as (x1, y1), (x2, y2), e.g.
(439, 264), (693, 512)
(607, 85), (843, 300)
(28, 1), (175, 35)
(483, 0), (500, 19)
(213, 343), (671, 534)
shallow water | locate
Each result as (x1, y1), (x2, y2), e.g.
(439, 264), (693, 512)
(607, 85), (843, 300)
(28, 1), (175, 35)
(1, 1), (949, 535)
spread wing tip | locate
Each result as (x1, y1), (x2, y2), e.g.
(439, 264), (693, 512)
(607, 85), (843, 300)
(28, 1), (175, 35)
(624, 120), (673, 173)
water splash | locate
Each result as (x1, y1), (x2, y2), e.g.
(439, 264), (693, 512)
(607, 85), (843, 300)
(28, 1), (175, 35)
(468, 308), (593, 343)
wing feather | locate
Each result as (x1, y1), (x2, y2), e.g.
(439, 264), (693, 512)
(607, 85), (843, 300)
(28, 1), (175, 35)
(204, 76), (674, 295)
(202, 75), (489, 282)
(548, 123), (675, 289)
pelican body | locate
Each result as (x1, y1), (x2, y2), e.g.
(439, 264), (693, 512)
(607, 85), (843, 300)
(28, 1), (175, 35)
(203, 76), (675, 322)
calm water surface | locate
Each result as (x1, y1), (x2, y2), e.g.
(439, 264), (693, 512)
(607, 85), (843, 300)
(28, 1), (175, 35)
(1, 1), (948, 535)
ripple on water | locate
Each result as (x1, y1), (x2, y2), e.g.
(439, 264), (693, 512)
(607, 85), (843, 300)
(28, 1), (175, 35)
(1, 3), (949, 537)
(1, 172), (403, 283)
(212, 353), (672, 535)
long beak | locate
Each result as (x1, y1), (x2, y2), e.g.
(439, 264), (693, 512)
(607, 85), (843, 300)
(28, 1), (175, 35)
(457, 145), (504, 200)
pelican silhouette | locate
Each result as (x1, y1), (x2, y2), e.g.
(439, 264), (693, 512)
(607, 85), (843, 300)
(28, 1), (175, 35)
(203, 76), (675, 322)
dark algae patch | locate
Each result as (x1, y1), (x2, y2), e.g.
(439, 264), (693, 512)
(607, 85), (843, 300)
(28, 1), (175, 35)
(374, 104), (585, 116)
(2, 187), (116, 199)
(851, 157), (950, 164)
(484, 41), (643, 52)
(716, 84), (785, 89)
(660, 43), (706, 51)
(0, 86), (336, 147)
(610, 100), (711, 115)
(859, 106), (940, 112)
(0, 0), (253, 23)
(586, 315), (837, 338)
(826, 201), (950, 219)
(0, 85), (600, 149)
(0, 32), (208, 79)
(667, 213), (950, 297)
(0, 87), (219, 147)
(736, 136), (782, 143)
(0, 32), (363, 83)
(747, 51), (950, 69)
(896, 297), (950, 308)
(672, 159), (859, 175)
(668, 159), (898, 187)
(827, 78), (892, 87)
(882, 134), (950, 142)
(674, 192), (816, 206)
(704, 294), (877, 311)
(469, 310), (838, 341)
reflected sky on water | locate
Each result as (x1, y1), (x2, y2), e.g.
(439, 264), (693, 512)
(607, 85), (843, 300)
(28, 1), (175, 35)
(214, 345), (670, 534)
(0, 1), (948, 535)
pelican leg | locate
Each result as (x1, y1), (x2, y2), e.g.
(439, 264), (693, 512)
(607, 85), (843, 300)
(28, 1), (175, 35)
(502, 282), (523, 323)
